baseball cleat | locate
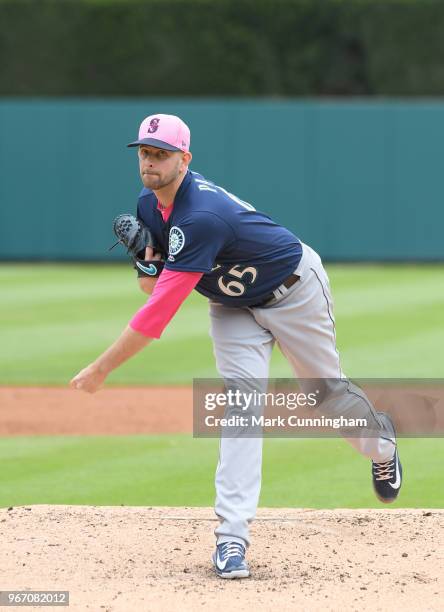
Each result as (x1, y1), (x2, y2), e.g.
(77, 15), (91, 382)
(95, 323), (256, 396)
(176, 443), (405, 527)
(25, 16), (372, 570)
(213, 541), (250, 579)
(372, 413), (402, 503)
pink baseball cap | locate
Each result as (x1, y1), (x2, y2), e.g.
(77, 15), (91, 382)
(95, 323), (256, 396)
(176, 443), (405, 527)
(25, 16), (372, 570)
(127, 113), (190, 152)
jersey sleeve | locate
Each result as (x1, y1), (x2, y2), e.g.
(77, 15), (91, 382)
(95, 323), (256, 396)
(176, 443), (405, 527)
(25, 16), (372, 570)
(165, 212), (235, 273)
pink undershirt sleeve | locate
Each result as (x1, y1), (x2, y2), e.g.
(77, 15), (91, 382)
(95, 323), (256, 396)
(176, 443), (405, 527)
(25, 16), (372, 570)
(129, 268), (203, 339)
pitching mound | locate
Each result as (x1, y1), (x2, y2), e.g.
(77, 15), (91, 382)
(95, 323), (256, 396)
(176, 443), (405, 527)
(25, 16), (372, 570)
(1, 506), (442, 611)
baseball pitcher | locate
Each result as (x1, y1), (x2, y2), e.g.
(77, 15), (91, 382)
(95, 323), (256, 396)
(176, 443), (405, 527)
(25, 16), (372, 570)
(71, 114), (403, 579)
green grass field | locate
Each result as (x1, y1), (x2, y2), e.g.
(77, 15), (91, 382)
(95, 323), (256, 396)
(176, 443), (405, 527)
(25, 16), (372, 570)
(0, 436), (442, 508)
(1, 263), (444, 384)
(1, 263), (443, 508)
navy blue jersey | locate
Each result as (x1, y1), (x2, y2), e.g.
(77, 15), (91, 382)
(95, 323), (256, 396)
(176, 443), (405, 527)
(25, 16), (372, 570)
(136, 170), (302, 306)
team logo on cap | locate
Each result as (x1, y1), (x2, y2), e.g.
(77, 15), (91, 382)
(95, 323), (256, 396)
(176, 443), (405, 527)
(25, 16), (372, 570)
(147, 118), (160, 133)
(169, 226), (185, 256)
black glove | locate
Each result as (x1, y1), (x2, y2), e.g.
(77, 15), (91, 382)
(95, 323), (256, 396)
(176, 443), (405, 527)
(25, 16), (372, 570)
(110, 214), (157, 258)
(110, 213), (165, 277)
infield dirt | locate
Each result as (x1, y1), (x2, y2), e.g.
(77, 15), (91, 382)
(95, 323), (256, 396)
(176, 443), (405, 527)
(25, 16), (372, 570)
(0, 387), (194, 435)
(1, 385), (443, 437)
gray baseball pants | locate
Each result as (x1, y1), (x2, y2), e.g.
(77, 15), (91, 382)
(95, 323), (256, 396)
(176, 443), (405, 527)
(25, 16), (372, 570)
(209, 243), (396, 547)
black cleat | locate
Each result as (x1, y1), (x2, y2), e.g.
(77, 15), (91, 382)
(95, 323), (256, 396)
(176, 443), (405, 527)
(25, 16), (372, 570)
(372, 414), (402, 503)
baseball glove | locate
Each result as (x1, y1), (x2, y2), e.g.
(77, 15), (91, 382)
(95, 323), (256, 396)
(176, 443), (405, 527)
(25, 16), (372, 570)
(110, 213), (165, 278)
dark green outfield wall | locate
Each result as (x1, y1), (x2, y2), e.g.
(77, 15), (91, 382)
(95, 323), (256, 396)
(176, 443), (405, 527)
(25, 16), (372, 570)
(1, 99), (443, 261)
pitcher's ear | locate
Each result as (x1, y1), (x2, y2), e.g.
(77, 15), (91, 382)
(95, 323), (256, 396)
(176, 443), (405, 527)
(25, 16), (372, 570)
(182, 151), (192, 168)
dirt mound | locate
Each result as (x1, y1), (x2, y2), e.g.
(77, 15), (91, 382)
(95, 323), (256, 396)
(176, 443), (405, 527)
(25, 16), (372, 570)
(1, 506), (442, 611)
